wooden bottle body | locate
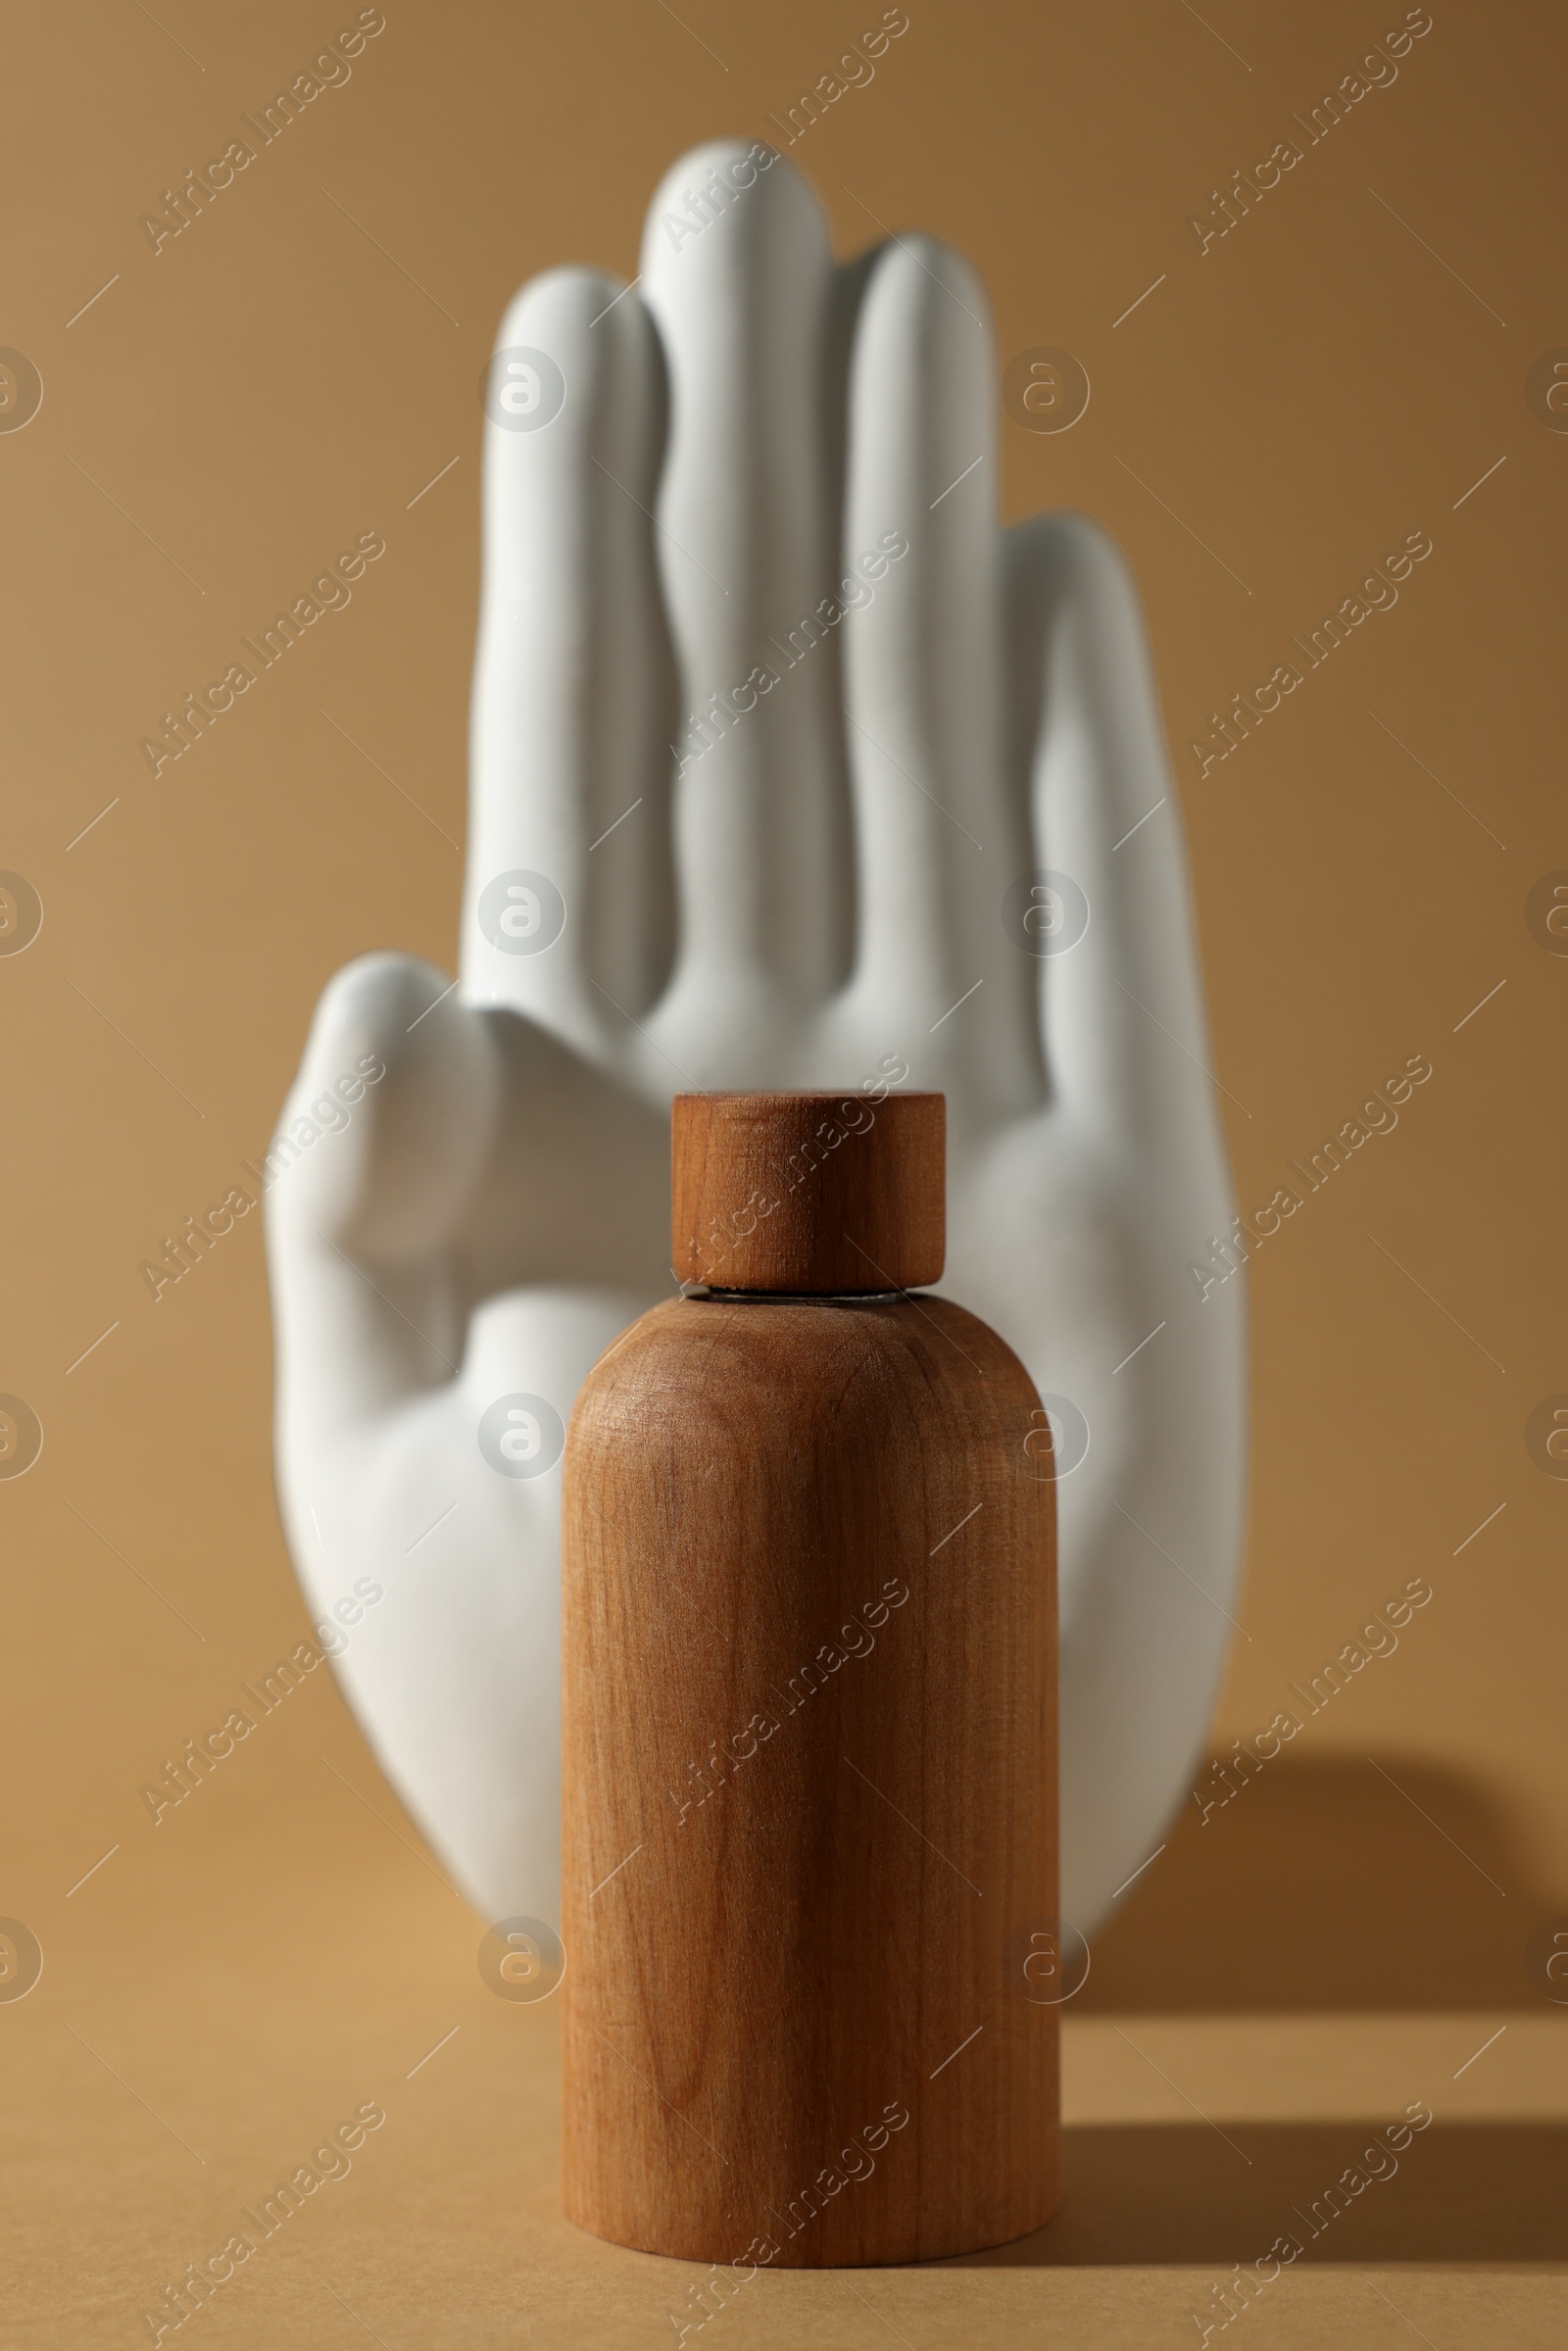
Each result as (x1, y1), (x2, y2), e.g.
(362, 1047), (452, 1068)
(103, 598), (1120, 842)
(561, 1290), (1057, 2266)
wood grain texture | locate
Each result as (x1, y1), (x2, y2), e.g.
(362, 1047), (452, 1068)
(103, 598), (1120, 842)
(562, 1290), (1057, 2265)
(671, 1091), (945, 1293)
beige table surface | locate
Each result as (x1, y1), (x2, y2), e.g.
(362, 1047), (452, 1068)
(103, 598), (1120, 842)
(11, 1784), (1565, 2349)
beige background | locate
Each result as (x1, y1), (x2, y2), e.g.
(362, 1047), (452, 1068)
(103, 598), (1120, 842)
(3, 0), (1564, 2339)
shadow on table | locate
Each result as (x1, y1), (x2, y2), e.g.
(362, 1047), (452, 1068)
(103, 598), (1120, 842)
(956, 2122), (1568, 2264)
(1078, 1753), (1567, 2012)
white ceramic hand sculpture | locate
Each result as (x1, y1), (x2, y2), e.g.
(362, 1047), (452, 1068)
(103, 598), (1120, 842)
(268, 140), (1246, 1945)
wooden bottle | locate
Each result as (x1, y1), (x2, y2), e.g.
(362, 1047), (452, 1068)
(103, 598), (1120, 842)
(562, 1091), (1058, 2266)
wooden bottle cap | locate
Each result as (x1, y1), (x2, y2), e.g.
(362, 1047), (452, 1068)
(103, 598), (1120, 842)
(672, 1091), (945, 1294)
